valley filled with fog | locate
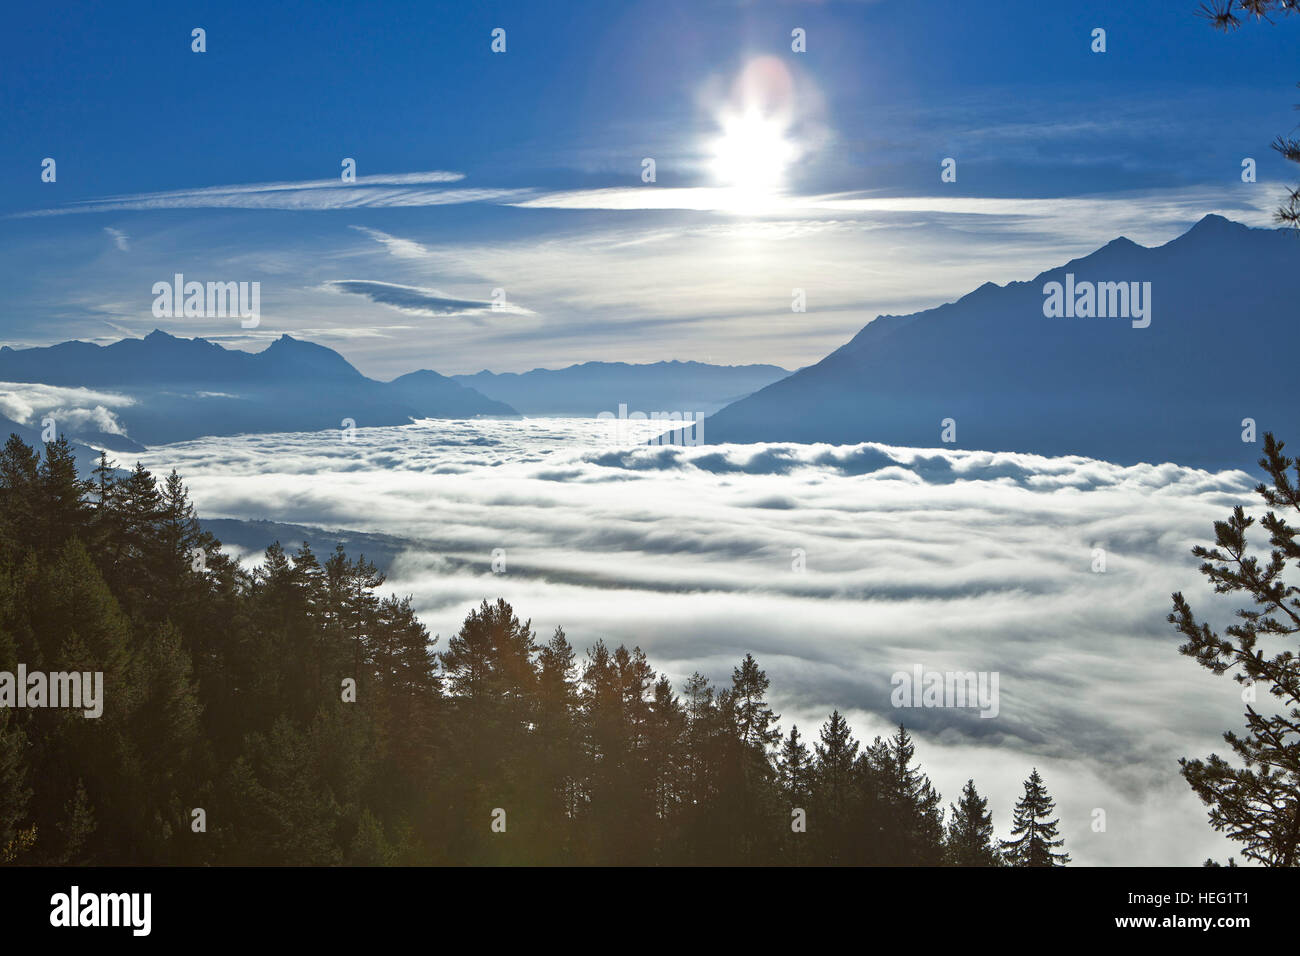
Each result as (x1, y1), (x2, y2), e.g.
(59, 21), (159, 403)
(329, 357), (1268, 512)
(131, 417), (1263, 865)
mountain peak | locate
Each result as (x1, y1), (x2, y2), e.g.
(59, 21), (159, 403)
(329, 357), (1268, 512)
(263, 334), (328, 356)
(258, 333), (365, 380)
(1194, 212), (1232, 228)
(705, 208), (1296, 468)
(138, 329), (221, 351)
(1185, 213), (1249, 237)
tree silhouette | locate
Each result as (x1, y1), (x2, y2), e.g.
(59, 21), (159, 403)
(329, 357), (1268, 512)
(947, 779), (1002, 866)
(1169, 432), (1300, 865)
(1002, 769), (1070, 867)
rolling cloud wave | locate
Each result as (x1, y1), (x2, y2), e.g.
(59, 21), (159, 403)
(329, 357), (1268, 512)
(133, 419), (1260, 864)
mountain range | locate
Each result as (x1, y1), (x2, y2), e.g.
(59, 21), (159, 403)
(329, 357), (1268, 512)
(0, 332), (794, 453)
(2, 214), (1291, 471)
(453, 361), (791, 416)
(0, 331), (517, 447)
(705, 214), (1297, 470)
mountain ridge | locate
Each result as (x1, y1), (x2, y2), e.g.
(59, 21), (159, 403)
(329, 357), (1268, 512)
(703, 214), (1296, 469)
(453, 360), (792, 416)
(0, 330), (518, 446)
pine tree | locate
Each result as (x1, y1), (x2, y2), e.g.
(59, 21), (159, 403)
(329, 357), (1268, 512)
(535, 626), (580, 828)
(109, 463), (166, 615)
(723, 653), (780, 861)
(87, 450), (123, 563)
(221, 719), (343, 866)
(126, 621), (203, 863)
(439, 599), (538, 860)
(1002, 769), (1070, 866)
(776, 725), (814, 863)
(946, 779), (1001, 866)
(91, 451), (116, 509)
(1169, 433), (1300, 865)
(160, 471), (202, 570)
(324, 545), (383, 676)
(813, 709), (859, 862)
(814, 710), (859, 808)
(681, 671), (716, 806)
(731, 653), (780, 753)
(0, 433), (41, 556)
(880, 726), (945, 865)
(38, 436), (92, 551)
(777, 725), (813, 805)
(646, 674), (686, 824)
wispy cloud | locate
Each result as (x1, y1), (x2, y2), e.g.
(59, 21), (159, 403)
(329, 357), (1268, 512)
(13, 172), (532, 217)
(103, 227), (129, 251)
(324, 279), (533, 317)
(315, 182), (1282, 374)
(349, 226), (437, 260)
(3, 172), (1286, 377)
(511, 184), (1281, 234)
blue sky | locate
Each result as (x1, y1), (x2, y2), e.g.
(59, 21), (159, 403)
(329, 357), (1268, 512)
(1, 0), (1295, 376)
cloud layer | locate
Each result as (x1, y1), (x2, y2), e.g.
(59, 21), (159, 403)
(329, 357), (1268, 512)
(135, 419), (1265, 864)
(0, 382), (135, 435)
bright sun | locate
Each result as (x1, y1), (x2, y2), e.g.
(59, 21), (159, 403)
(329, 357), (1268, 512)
(709, 110), (796, 198)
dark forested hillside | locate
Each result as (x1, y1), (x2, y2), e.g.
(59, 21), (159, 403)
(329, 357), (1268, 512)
(0, 434), (1057, 866)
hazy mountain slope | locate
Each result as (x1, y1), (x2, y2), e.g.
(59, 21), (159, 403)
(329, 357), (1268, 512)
(386, 369), (516, 418)
(705, 215), (1296, 470)
(0, 331), (518, 446)
(453, 360), (791, 416)
(200, 518), (415, 575)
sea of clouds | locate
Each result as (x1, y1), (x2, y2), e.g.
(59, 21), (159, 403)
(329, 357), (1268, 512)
(133, 418), (1269, 865)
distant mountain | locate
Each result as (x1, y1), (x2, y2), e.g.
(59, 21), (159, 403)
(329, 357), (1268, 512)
(705, 215), (1297, 470)
(386, 369), (518, 417)
(0, 330), (517, 447)
(453, 360), (792, 416)
(200, 518), (416, 576)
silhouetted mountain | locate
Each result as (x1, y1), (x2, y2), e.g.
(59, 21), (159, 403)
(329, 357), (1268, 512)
(453, 360), (791, 416)
(387, 369), (516, 417)
(705, 215), (1296, 469)
(200, 518), (414, 575)
(0, 331), (518, 446)
(0, 329), (263, 386)
(259, 334), (370, 383)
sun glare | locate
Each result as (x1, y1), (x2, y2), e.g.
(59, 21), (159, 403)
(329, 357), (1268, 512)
(705, 56), (802, 211)
(709, 110), (796, 195)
